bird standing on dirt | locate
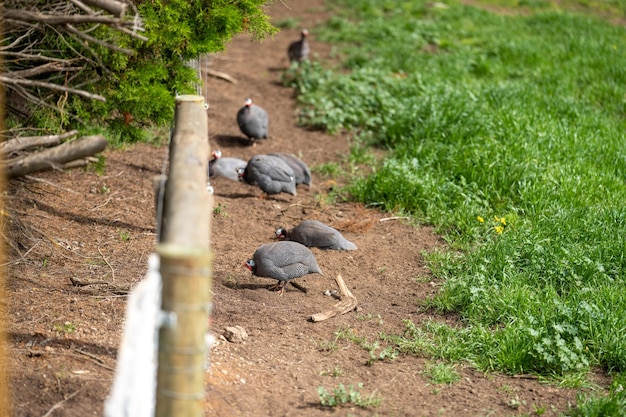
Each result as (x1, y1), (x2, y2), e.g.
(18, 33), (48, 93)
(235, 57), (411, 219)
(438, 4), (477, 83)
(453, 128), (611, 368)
(209, 149), (247, 182)
(244, 241), (323, 295)
(288, 29), (310, 63)
(237, 154), (297, 197)
(237, 98), (268, 145)
(268, 152), (312, 187)
(275, 220), (357, 250)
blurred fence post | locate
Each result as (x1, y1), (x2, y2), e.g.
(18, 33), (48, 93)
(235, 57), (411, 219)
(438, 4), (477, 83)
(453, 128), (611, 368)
(155, 94), (212, 417)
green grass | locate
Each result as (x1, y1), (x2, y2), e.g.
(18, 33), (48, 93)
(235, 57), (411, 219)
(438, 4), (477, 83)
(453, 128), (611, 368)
(423, 361), (461, 385)
(317, 382), (382, 408)
(290, 0), (626, 412)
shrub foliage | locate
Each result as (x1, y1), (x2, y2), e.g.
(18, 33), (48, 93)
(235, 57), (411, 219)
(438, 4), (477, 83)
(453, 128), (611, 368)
(3, 0), (277, 142)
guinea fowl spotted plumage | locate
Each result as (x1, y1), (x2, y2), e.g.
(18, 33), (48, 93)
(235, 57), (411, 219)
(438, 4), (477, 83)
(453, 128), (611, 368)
(268, 152), (311, 187)
(288, 29), (310, 63)
(237, 98), (268, 145)
(275, 220), (357, 251)
(244, 241), (323, 295)
(237, 154), (297, 197)
(208, 149), (247, 182)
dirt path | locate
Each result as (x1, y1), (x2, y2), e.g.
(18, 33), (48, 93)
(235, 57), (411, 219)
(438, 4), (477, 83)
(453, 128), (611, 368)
(5, 1), (591, 416)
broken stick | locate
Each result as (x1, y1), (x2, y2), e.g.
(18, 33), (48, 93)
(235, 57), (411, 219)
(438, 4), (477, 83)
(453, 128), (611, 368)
(310, 274), (358, 322)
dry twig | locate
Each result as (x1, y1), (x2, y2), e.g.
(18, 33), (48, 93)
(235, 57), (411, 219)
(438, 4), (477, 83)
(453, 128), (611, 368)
(310, 274), (358, 322)
(42, 387), (85, 417)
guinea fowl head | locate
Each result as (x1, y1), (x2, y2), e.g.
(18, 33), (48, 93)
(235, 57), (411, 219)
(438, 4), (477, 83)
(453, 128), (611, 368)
(236, 166), (246, 181)
(244, 98), (253, 107)
(212, 149), (222, 159)
(244, 259), (256, 272)
(274, 227), (287, 239)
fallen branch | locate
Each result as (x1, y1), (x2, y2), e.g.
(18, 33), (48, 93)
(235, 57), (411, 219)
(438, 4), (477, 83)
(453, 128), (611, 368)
(0, 130), (79, 154)
(62, 156), (99, 170)
(379, 216), (410, 222)
(70, 276), (130, 295)
(205, 68), (238, 84)
(310, 274), (358, 322)
(5, 134), (107, 178)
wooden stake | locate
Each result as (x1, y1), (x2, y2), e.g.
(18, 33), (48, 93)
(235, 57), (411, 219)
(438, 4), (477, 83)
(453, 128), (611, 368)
(156, 245), (212, 417)
(155, 95), (212, 417)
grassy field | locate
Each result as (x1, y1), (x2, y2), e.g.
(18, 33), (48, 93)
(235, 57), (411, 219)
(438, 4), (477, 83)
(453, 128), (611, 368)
(284, 0), (626, 414)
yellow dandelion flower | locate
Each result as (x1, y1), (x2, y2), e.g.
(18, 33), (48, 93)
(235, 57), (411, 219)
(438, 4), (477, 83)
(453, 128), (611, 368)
(500, 217), (506, 226)
(495, 225), (504, 234)
(477, 216), (484, 223)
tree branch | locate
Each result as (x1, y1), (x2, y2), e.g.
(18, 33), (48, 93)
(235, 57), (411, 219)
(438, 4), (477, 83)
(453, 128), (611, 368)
(0, 76), (106, 101)
(3, 9), (132, 26)
(65, 23), (134, 55)
(0, 130), (80, 154)
(5, 135), (108, 178)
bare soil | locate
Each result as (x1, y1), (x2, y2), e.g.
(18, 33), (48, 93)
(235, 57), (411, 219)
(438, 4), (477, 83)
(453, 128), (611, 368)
(5, 1), (601, 416)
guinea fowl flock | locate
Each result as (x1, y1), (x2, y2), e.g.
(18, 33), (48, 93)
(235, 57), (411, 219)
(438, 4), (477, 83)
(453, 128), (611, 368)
(209, 30), (358, 295)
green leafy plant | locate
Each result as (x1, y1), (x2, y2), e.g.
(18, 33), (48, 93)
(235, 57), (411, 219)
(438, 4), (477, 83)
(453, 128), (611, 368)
(423, 362), (460, 385)
(54, 321), (77, 335)
(320, 366), (343, 378)
(118, 230), (131, 242)
(213, 203), (229, 218)
(317, 383), (382, 408)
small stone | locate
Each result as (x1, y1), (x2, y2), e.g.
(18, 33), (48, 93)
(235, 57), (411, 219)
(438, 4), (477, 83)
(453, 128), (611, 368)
(223, 325), (248, 343)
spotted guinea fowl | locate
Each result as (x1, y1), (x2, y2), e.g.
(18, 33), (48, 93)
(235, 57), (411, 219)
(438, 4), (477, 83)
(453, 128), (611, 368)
(237, 98), (268, 145)
(244, 241), (323, 295)
(288, 29), (310, 63)
(208, 149), (247, 182)
(275, 220), (357, 251)
(237, 154), (297, 196)
(268, 152), (311, 187)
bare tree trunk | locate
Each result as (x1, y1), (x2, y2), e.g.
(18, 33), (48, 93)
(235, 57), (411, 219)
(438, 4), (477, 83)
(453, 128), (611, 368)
(5, 135), (107, 178)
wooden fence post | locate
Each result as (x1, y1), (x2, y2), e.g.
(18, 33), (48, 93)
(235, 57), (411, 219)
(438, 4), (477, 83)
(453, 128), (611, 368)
(155, 94), (212, 417)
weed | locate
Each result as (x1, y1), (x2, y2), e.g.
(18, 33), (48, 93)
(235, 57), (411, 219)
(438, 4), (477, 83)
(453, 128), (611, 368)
(356, 313), (384, 325)
(274, 17), (301, 29)
(54, 321), (77, 335)
(313, 162), (341, 178)
(213, 203), (228, 218)
(321, 366), (343, 378)
(317, 383), (382, 408)
(86, 155), (106, 176)
(423, 362), (460, 385)
(319, 339), (338, 353)
(118, 230), (131, 242)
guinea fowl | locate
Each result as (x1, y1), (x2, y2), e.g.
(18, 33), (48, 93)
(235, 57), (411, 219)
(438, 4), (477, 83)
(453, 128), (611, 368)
(237, 98), (268, 145)
(275, 220), (357, 251)
(208, 149), (247, 182)
(244, 241), (323, 295)
(237, 154), (297, 197)
(268, 152), (312, 186)
(288, 29), (310, 63)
